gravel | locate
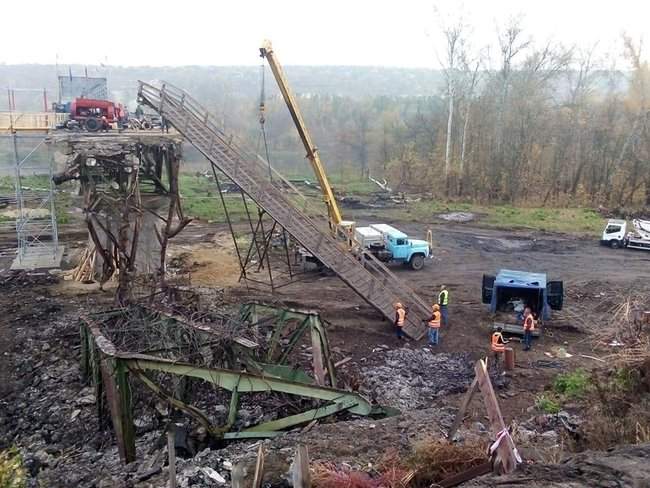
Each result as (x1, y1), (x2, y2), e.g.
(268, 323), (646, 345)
(360, 348), (475, 410)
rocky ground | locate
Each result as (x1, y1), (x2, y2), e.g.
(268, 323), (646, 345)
(465, 442), (650, 487)
(360, 348), (475, 410)
(2, 219), (650, 487)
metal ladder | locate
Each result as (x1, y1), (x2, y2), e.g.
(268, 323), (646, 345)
(138, 81), (430, 339)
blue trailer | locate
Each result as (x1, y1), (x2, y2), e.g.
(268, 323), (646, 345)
(482, 269), (563, 335)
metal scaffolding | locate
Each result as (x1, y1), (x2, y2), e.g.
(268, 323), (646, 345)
(0, 133), (60, 267)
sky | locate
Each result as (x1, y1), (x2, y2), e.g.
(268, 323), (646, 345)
(1, 0), (648, 68)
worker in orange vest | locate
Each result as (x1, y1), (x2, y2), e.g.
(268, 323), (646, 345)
(394, 302), (406, 340)
(523, 307), (535, 351)
(424, 304), (441, 345)
(491, 326), (508, 367)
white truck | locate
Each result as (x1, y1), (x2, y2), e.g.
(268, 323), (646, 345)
(601, 219), (650, 251)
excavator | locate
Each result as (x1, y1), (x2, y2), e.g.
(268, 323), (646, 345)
(259, 40), (432, 270)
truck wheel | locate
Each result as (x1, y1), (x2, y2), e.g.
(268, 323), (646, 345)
(85, 117), (100, 132)
(409, 254), (425, 270)
(610, 240), (620, 249)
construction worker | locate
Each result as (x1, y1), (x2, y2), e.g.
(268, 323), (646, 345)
(523, 307), (535, 351)
(491, 326), (508, 367)
(425, 304), (441, 345)
(394, 302), (406, 340)
(438, 285), (449, 327)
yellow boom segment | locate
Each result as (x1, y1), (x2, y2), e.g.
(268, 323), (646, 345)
(259, 40), (344, 229)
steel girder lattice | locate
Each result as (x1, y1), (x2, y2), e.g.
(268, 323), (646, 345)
(79, 301), (385, 464)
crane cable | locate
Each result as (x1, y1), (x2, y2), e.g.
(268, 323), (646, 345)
(258, 62), (273, 182)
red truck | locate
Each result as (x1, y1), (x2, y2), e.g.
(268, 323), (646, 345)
(66, 98), (127, 131)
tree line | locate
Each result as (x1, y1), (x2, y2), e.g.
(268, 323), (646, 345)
(1, 23), (648, 207)
(253, 22), (649, 208)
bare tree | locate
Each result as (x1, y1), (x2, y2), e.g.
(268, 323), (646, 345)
(458, 51), (482, 196)
(435, 8), (468, 195)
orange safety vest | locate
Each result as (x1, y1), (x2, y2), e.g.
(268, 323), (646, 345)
(428, 311), (441, 328)
(491, 332), (505, 353)
(524, 315), (535, 331)
(396, 308), (406, 327)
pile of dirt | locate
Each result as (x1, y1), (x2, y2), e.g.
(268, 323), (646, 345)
(360, 348), (474, 410)
(437, 212), (476, 223)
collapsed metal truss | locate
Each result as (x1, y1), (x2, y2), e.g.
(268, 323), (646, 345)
(80, 302), (383, 464)
(238, 302), (337, 387)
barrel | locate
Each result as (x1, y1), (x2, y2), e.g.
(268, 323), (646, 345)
(504, 347), (516, 371)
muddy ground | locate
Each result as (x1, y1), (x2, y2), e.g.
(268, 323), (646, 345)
(1, 217), (650, 487)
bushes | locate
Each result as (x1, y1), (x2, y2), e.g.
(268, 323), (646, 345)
(311, 440), (488, 488)
(533, 369), (590, 415)
(406, 439), (487, 487)
(0, 448), (26, 488)
(535, 394), (561, 414)
(553, 369), (590, 399)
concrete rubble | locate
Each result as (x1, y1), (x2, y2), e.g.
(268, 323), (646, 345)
(360, 348), (475, 410)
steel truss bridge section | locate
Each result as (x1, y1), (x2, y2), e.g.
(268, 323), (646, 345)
(137, 81), (429, 339)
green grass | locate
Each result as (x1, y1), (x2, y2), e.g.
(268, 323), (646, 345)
(610, 368), (639, 393)
(281, 170), (378, 195)
(533, 369), (592, 414)
(169, 173), (608, 236)
(372, 201), (604, 236)
(535, 394), (561, 414)
(180, 174), (256, 223)
(553, 369), (590, 399)
(483, 206), (604, 234)
(0, 447), (26, 488)
(0, 174), (52, 191)
(0, 175), (74, 225)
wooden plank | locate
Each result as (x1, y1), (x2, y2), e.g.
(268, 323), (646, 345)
(100, 358), (135, 463)
(439, 461), (493, 488)
(167, 427), (177, 488)
(311, 319), (326, 386)
(252, 444), (265, 488)
(474, 359), (517, 474)
(334, 356), (353, 368)
(447, 376), (479, 441)
(291, 445), (311, 488)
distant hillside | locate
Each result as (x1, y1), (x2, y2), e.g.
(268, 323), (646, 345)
(0, 64), (446, 110)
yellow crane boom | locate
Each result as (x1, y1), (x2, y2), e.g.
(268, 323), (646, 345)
(259, 40), (344, 229)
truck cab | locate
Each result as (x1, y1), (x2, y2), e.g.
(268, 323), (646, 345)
(354, 224), (430, 270)
(601, 219), (627, 249)
(601, 219), (650, 251)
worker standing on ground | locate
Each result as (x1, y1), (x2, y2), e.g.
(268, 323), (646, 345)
(438, 285), (449, 327)
(491, 326), (508, 369)
(425, 304), (441, 346)
(394, 302), (406, 340)
(523, 307), (535, 351)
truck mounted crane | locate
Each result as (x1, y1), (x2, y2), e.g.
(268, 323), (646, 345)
(259, 40), (431, 270)
(259, 40), (349, 233)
